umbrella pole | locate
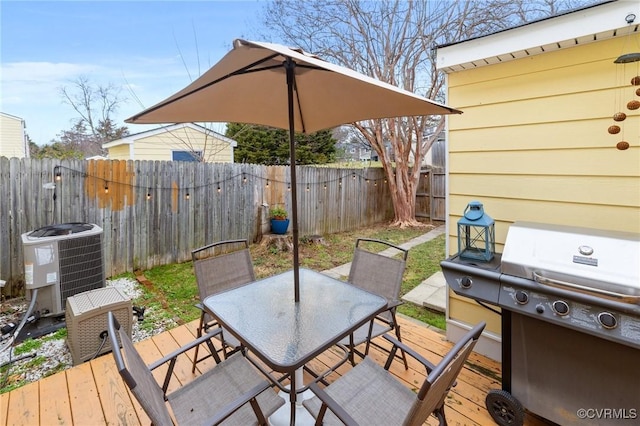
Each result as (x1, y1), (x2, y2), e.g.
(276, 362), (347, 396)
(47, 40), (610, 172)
(286, 58), (301, 303)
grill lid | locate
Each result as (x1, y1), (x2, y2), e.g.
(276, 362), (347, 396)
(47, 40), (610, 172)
(501, 222), (640, 302)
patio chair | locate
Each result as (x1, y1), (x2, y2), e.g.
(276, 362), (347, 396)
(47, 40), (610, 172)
(338, 238), (410, 369)
(303, 321), (486, 426)
(107, 311), (284, 426)
(191, 239), (256, 372)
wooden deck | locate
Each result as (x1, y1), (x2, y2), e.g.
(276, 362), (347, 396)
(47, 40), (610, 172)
(0, 316), (548, 425)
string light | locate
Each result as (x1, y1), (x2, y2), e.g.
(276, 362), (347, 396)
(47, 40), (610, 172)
(51, 165), (395, 200)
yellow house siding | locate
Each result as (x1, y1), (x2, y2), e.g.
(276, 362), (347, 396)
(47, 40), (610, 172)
(449, 291), (501, 335)
(133, 126), (233, 162)
(133, 134), (169, 161)
(447, 37), (640, 237)
(450, 118), (634, 150)
(0, 113), (27, 158)
(105, 124), (235, 162)
(443, 33), (640, 351)
(107, 144), (131, 160)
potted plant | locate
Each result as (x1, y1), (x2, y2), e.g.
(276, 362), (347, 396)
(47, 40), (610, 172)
(269, 205), (290, 235)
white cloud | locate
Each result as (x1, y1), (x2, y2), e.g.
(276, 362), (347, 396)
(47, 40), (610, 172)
(0, 58), (200, 145)
(1, 62), (99, 105)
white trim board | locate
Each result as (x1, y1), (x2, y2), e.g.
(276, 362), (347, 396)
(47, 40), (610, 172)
(437, 1), (639, 72)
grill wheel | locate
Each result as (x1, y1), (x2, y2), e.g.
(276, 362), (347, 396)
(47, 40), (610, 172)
(486, 389), (524, 426)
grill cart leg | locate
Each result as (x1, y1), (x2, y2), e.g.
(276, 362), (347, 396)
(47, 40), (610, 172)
(486, 310), (524, 426)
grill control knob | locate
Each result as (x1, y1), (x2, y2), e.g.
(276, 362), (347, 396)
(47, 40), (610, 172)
(515, 290), (528, 304)
(536, 304), (545, 314)
(598, 312), (617, 329)
(552, 301), (569, 316)
(460, 277), (472, 289)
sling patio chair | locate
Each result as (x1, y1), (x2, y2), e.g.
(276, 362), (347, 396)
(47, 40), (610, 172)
(338, 238), (410, 369)
(303, 321), (487, 426)
(191, 239), (256, 373)
(107, 311), (285, 426)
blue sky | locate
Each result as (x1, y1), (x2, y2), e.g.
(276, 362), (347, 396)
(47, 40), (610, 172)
(1, 0), (267, 145)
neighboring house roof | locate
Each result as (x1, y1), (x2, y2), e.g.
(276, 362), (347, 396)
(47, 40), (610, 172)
(0, 112), (25, 121)
(102, 122), (237, 149)
(436, 0), (637, 71)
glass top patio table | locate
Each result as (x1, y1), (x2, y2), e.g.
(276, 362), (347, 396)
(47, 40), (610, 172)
(203, 267), (387, 372)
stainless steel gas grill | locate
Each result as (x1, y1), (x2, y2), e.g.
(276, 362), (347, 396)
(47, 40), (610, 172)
(441, 222), (640, 426)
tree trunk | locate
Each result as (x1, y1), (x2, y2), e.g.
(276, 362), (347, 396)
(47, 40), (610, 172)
(355, 117), (435, 228)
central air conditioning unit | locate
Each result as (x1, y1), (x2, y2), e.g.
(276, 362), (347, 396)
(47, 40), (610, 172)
(22, 223), (105, 317)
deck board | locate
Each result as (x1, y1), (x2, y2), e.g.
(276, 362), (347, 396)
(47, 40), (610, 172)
(38, 372), (72, 425)
(1, 316), (550, 426)
(65, 361), (104, 425)
(5, 380), (39, 425)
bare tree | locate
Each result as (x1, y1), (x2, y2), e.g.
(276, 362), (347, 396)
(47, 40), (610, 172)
(262, 0), (593, 226)
(59, 76), (129, 155)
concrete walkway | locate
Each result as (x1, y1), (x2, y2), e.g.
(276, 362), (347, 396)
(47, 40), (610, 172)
(322, 225), (447, 312)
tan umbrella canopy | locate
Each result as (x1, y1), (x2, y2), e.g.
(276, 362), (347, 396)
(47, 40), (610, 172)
(126, 38), (462, 301)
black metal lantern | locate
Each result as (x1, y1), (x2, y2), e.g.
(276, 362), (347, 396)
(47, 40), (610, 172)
(457, 201), (495, 262)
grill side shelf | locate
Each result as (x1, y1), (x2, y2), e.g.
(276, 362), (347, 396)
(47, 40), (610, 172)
(441, 256), (502, 305)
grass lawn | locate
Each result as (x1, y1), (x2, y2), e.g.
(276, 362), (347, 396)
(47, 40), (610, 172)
(0, 221), (446, 394)
(137, 221), (447, 329)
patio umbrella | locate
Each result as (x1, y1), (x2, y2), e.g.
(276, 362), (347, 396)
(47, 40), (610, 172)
(126, 39), (462, 302)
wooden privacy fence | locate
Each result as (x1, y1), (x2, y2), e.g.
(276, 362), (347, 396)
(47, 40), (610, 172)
(415, 167), (445, 221)
(0, 157), (397, 296)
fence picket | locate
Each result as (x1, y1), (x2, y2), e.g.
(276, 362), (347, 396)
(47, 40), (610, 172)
(0, 158), (433, 296)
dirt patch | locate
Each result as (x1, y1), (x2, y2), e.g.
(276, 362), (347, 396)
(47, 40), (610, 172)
(134, 270), (184, 326)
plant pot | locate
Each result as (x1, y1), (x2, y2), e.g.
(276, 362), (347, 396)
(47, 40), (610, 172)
(270, 218), (290, 235)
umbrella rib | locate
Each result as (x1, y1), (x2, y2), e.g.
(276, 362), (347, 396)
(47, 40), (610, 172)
(128, 49), (335, 123)
(128, 53), (284, 121)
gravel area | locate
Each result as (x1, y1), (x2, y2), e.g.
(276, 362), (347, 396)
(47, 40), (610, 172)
(0, 277), (177, 390)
